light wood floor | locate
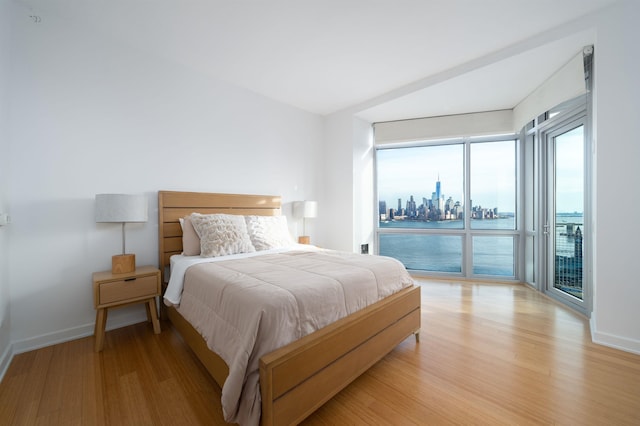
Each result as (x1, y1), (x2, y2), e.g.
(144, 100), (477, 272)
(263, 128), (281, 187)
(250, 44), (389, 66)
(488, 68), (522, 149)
(1, 279), (639, 425)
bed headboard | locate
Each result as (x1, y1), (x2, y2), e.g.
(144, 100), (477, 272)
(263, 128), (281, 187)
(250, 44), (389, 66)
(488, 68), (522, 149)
(158, 190), (282, 283)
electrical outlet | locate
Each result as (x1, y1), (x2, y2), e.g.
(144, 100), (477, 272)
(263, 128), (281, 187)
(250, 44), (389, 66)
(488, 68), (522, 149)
(360, 243), (369, 254)
(0, 213), (9, 226)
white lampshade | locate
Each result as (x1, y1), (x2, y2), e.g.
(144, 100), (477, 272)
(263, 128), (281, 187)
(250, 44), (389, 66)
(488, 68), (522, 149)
(95, 194), (148, 273)
(95, 194), (148, 223)
(293, 201), (318, 219)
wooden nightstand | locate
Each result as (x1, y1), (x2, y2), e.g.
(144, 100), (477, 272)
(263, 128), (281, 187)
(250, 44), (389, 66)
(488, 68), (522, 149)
(92, 265), (161, 352)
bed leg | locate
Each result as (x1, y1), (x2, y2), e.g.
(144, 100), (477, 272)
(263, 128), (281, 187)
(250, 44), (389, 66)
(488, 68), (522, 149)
(414, 331), (420, 343)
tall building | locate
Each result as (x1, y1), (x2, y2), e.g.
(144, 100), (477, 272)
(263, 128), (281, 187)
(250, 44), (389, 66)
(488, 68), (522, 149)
(406, 195), (417, 217)
(379, 200), (387, 215)
(445, 196), (455, 211)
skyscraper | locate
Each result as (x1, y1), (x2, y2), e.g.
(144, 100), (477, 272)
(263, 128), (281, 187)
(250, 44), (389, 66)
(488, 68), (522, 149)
(379, 200), (387, 215)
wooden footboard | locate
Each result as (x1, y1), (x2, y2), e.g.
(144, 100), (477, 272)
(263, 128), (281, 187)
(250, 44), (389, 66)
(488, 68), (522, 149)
(167, 284), (420, 425)
(260, 284), (421, 426)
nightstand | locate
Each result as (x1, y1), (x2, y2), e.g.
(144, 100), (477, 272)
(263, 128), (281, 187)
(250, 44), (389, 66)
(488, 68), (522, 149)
(92, 265), (161, 352)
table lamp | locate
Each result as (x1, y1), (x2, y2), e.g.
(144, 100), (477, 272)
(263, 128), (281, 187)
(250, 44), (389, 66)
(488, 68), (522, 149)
(293, 200), (317, 244)
(95, 193), (148, 274)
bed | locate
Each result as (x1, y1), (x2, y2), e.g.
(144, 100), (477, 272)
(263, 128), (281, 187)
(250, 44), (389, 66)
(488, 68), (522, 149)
(158, 190), (421, 425)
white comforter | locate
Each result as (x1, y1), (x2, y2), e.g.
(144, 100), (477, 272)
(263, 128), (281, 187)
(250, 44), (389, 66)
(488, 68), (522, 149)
(165, 246), (414, 425)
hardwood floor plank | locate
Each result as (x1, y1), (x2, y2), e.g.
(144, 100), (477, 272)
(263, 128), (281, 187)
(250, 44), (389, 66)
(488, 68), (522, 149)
(36, 339), (82, 420)
(82, 336), (105, 426)
(9, 346), (54, 425)
(0, 373), (26, 424)
(0, 280), (638, 425)
(118, 371), (156, 425)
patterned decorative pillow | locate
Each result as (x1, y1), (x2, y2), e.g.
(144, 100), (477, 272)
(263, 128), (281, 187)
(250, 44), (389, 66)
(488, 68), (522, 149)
(189, 213), (255, 257)
(245, 215), (294, 251)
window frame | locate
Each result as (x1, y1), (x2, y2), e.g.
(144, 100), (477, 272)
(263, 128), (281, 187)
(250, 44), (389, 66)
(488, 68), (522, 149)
(374, 134), (521, 280)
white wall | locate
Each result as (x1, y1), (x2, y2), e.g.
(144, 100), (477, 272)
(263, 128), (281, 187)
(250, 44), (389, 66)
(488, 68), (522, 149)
(590, 0), (640, 353)
(321, 113), (354, 252)
(321, 113), (375, 253)
(6, 9), (323, 352)
(0, 0), (12, 371)
(352, 117), (375, 253)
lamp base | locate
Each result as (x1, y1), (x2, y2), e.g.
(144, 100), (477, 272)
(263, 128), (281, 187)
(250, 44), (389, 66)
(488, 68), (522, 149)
(298, 236), (310, 245)
(112, 254), (135, 274)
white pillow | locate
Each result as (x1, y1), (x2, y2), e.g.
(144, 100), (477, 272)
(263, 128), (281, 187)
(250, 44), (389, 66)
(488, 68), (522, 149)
(189, 213), (255, 257)
(245, 215), (294, 251)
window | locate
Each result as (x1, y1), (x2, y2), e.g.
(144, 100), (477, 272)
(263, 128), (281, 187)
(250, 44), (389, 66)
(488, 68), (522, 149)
(377, 143), (464, 274)
(376, 136), (518, 279)
(469, 140), (516, 230)
(472, 235), (515, 276)
(377, 144), (464, 229)
(379, 234), (462, 273)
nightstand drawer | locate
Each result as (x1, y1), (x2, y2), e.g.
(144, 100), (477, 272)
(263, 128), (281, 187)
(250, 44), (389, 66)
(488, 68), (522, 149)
(99, 275), (158, 305)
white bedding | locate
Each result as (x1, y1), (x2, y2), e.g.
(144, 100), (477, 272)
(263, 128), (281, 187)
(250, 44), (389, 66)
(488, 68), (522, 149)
(166, 246), (414, 425)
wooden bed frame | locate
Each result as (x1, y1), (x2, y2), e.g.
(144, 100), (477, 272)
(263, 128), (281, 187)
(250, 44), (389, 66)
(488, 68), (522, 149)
(158, 190), (421, 425)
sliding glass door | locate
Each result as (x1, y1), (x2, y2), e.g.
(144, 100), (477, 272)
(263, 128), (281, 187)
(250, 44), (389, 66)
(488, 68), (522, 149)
(542, 117), (587, 313)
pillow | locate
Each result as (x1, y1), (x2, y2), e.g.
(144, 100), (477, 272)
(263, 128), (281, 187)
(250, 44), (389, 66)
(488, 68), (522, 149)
(179, 215), (201, 256)
(189, 213), (255, 257)
(245, 215), (294, 251)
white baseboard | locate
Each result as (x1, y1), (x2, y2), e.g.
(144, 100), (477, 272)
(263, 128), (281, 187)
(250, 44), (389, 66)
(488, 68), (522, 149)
(12, 310), (148, 355)
(590, 316), (640, 355)
(9, 312), (147, 359)
(12, 324), (94, 355)
(0, 343), (12, 383)
(0, 310), (149, 383)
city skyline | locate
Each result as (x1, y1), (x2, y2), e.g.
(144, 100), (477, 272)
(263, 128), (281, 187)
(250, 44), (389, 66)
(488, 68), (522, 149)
(377, 137), (584, 214)
(377, 144), (466, 210)
(377, 142), (517, 213)
(378, 179), (502, 222)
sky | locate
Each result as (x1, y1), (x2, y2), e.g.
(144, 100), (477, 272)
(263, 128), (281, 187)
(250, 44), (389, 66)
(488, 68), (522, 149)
(377, 134), (584, 214)
(377, 141), (516, 213)
(554, 126), (584, 213)
(378, 144), (459, 206)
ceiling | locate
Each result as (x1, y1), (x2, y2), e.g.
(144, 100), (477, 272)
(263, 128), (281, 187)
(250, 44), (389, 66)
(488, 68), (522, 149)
(21, 0), (617, 122)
